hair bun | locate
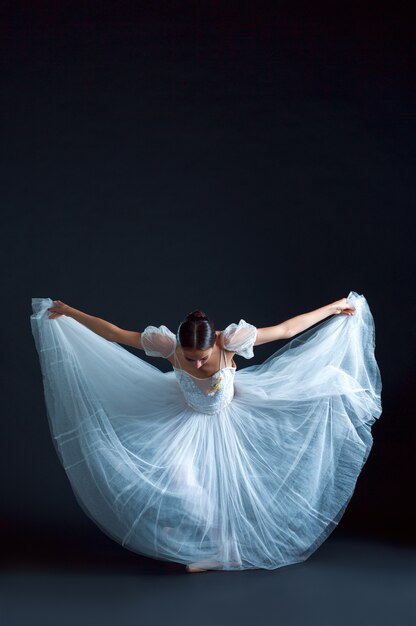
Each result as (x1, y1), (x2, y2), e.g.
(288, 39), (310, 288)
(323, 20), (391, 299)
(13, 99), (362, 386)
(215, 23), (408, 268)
(187, 309), (207, 320)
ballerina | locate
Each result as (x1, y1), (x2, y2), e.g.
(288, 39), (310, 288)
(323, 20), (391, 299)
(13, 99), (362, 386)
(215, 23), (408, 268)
(30, 291), (382, 573)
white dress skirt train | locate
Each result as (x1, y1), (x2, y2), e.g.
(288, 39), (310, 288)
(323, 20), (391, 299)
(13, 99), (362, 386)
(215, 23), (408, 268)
(30, 290), (382, 570)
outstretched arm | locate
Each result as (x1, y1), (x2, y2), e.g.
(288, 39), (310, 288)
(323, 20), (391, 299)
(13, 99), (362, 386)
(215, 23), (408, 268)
(254, 297), (355, 345)
(47, 299), (143, 348)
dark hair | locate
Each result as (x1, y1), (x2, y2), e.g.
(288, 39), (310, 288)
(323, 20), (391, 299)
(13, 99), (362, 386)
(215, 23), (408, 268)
(177, 309), (216, 350)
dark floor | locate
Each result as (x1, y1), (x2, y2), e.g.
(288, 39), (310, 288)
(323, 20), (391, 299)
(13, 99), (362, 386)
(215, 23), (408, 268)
(2, 534), (415, 626)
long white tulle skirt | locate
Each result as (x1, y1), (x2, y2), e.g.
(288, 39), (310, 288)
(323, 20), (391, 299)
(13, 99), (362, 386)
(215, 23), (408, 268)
(30, 291), (382, 570)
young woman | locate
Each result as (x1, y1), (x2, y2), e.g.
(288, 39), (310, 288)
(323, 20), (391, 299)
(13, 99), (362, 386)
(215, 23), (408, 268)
(30, 291), (382, 573)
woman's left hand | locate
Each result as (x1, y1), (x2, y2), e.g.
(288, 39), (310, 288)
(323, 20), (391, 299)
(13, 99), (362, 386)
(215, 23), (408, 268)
(333, 298), (356, 315)
(47, 300), (72, 319)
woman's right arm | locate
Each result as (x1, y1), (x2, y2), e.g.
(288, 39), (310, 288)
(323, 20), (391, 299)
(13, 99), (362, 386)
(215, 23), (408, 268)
(47, 300), (143, 349)
(255, 297), (355, 344)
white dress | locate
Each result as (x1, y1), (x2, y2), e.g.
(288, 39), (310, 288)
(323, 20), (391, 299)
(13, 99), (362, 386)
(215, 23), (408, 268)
(30, 290), (382, 570)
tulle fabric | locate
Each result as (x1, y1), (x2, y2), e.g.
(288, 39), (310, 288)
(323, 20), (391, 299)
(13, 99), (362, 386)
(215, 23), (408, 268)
(221, 319), (258, 358)
(141, 325), (177, 358)
(30, 291), (382, 570)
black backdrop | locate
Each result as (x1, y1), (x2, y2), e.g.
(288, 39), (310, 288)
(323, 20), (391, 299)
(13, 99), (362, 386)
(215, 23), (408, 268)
(2, 2), (415, 558)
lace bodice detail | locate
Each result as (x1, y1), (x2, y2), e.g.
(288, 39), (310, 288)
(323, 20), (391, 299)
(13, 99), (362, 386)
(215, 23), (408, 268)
(141, 319), (257, 414)
(171, 348), (236, 414)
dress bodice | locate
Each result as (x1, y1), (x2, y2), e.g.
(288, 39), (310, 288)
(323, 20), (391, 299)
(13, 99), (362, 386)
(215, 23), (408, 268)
(140, 318), (258, 414)
(172, 348), (236, 414)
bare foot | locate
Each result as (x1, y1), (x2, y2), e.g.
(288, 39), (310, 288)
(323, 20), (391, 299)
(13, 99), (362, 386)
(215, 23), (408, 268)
(186, 564), (208, 573)
(185, 560), (222, 573)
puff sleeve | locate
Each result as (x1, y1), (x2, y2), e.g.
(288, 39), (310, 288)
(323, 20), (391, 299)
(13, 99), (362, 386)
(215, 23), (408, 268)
(222, 319), (257, 359)
(141, 325), (177, 358)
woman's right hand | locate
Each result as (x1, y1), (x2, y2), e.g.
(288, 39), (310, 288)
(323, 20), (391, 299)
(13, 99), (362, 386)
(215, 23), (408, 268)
(47, 300), (72, 319)
(333, 297), (356, 315)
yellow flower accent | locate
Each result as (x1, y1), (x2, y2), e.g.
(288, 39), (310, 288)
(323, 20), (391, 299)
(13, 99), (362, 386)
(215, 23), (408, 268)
(207, 373), (223, 396)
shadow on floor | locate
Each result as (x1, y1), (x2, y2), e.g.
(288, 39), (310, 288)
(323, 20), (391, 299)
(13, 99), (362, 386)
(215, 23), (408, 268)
(2, 527), (416, 626)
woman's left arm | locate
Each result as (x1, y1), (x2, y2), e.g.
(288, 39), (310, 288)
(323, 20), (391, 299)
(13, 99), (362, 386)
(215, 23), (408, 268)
(254, 298), (355, 345)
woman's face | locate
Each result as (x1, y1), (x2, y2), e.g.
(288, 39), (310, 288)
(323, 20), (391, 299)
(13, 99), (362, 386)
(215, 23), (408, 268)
(181, 347), (213, 369)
